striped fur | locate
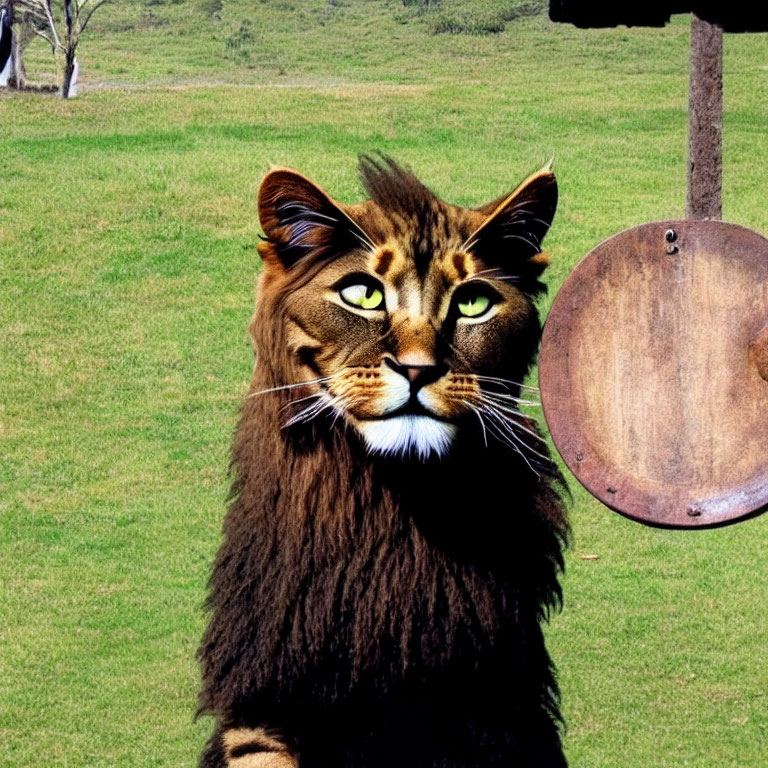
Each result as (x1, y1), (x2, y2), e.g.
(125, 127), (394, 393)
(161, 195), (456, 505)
(198, 157), (569, 768)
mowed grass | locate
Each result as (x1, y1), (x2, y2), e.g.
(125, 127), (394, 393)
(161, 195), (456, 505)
(2, 2), (768, 766)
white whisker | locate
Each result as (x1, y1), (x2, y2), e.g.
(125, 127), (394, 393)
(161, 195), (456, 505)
(247, 374), (340, 399)
(463, 400), (488, 448)
(350, 228), (377, 252)
(502, 233), (540, 251)
(469, 268), (521, 283)
(279, 392), (323, 412)
(484, 407), (552, 463)
(480, 412), (541, 478)
(282, 392), (342, 428)
(472, 393), (547, 442)
(477, 390), (542, 408)
(282, 401), (323, 428)
(465, 395), (554, 477)
(474, 375), (540, 392)
(485, 404), (549, 447)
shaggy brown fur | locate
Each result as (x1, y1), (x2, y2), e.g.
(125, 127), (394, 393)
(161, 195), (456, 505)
(197, 156), (569, 768)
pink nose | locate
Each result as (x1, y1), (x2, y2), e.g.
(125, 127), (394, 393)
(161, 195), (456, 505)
(404, 366), (424, 383)
(384, 358), (448, 391)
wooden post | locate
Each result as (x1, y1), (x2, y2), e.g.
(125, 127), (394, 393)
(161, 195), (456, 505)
(687, 12), (723, 220)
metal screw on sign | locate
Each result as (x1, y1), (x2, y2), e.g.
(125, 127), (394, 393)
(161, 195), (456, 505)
(665, 229), (679, 254)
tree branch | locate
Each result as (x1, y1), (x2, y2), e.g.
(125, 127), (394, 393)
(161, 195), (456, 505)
(34, 29), (56, 54)
(39, 0), (60, 51)
(30, 24), (56, 52)
(79, 0), (108, 37)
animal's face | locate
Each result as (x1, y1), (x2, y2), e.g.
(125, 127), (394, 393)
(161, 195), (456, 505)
(255, 157), (556, 461)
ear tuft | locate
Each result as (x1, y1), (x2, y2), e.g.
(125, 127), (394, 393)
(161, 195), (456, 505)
(257, 168), (372, 269)
(257, 168), (336, 268)
(467, 167), (558, 294)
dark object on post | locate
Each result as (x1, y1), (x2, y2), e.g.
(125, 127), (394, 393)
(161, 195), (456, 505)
(549, 1), (768, 32)
(539, 220), (768, 529)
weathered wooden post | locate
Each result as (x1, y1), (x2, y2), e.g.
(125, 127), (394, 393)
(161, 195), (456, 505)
(687, 13), (722, 219)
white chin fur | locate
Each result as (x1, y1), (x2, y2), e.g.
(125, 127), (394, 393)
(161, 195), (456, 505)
(357, 415), (457, 460)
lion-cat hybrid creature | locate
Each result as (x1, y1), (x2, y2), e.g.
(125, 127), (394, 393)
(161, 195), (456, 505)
(198, 156), (569, 768)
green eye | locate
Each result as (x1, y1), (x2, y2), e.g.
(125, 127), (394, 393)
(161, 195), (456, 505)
(340, 283), (385, 310)
(458, 293), (491, 318)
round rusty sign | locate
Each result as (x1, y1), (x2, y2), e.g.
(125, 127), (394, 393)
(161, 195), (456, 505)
(539, 220), (768, 528)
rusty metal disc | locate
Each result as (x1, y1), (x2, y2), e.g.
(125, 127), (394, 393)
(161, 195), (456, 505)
(539, 220), (768, 528)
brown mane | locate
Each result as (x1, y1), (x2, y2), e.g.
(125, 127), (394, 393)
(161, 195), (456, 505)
(197, 159), (570, 767)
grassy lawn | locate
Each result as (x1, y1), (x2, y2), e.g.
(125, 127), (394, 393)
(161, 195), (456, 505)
(2, 2), (767, 766)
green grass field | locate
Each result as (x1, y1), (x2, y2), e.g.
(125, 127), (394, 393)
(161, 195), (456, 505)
(2, 2), (767, 766)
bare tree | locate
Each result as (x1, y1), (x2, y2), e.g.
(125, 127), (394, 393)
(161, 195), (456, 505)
(13, 0), (109, 97)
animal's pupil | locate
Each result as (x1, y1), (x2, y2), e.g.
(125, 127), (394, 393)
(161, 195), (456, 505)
(461, 294), (488, 315)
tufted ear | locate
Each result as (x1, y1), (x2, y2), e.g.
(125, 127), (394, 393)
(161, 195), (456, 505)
(257, 167), (372, 270)
(466, 166), (558, 294)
